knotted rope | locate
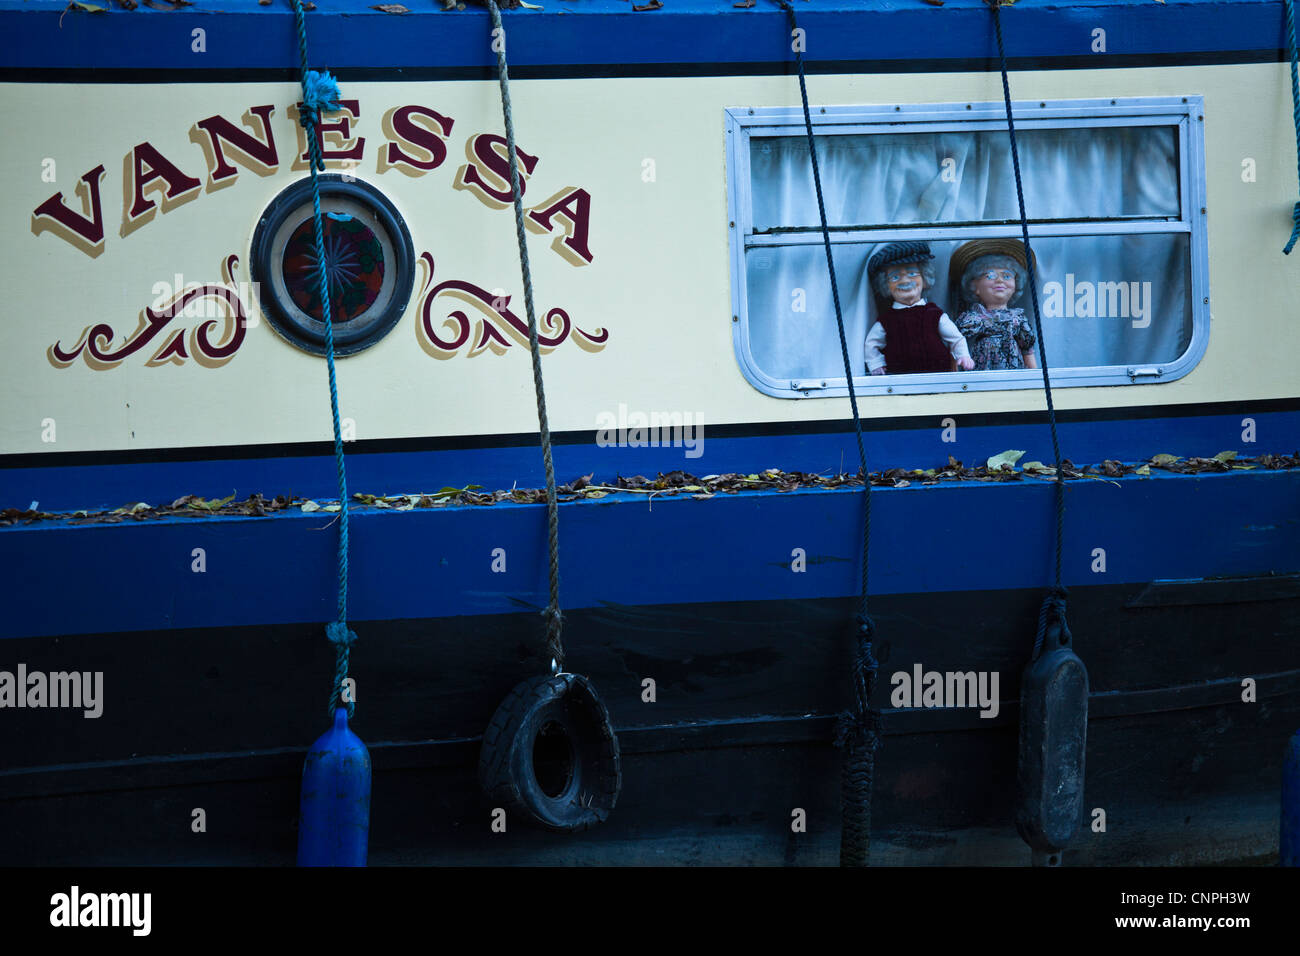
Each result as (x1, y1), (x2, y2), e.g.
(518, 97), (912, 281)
(775, 0), (880, 868)
(1284, 0), (1300, 254)
(486, 0), (565, 673)
(988, 0), (1070, 635)
(290, 0), (357, 719)
(1031, 585), (1069, 661)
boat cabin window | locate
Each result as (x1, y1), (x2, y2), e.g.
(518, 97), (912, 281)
(725, 97), (1208, 397)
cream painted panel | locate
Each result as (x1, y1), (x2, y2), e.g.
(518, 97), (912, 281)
(1, 64), (1295, 455)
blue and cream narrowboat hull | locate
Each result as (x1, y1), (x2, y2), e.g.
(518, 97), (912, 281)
(1, 0), (1298, 864)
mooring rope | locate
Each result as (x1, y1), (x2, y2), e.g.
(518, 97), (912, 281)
(1284, 0), (1300, 254)
(290, 0), (358, 719)
(776, 0), (880, 868)
(486, 0), (565, 674)
(989, 0), (1069, 634)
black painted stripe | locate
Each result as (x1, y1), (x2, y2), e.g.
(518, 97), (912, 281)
(0, 49), (1287, 85)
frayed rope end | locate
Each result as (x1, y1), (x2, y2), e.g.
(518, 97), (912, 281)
(301, 70), (342, 121)
(1284, 202), (1300, 255)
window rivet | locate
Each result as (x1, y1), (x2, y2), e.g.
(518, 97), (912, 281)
(820, 107), (826, 114)
(1040, 102), (1046, 108)
(732, 315), (739, 322)
(962, 384), (968, 390)
(887, 386), (893, 393)
(748, 108), (754, 114)
(1198, 115), (1203, 121)
(729, 221), (735, 227)
(1203, 297), (1209, 305)
(1200, 207), (1206, 214)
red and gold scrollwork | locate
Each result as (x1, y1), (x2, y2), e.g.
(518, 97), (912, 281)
(48, 255), (249, 370)
(415, 251), (608, 361)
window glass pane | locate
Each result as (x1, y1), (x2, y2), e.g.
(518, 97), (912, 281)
(743, 233), (1191, 382)
(746, 243), (871, 382)
(749, 126), (1180, 230)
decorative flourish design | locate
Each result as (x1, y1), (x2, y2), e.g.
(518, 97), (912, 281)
(415, 251), (608, 360)
(49, 254), (249, 369)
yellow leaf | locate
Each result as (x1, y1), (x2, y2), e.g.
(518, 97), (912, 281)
(986, 450), (1025, 471)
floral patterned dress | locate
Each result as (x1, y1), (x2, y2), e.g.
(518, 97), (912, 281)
(954, 304), (1037, 371)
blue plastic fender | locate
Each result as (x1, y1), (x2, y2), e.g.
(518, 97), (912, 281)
(297, 707), (371, 867)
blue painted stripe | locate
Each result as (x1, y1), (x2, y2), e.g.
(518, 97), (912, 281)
(3, 409), (1297, 512)
(0, 0), (1287, 73)
(1, 465), (1296, 640)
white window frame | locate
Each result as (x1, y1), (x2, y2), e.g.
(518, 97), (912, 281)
(724, 96), (1210, 398)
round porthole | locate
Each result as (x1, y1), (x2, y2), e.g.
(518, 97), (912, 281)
(250, 175), (415, 356)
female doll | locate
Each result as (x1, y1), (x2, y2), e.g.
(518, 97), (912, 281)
(949, 239), (1040, 371)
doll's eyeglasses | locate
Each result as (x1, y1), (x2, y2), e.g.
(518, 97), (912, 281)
(978, 270), (1017, 282)
(886, 269), (922, 282)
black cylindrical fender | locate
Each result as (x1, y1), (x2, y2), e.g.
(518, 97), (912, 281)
(479, 672), (621, 832)
(1015, 611), (1089, 858)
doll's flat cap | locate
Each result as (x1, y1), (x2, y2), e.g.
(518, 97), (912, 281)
(949, 238), (1037, 284)
(866, 241), (934, 280)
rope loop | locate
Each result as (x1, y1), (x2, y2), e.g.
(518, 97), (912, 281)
(542, 605), (564, 672)
(325, 622), (357, 720)
(1031, 586), (1069, 660)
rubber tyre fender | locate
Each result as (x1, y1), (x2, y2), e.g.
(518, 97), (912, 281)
(478, 672), (622, 832)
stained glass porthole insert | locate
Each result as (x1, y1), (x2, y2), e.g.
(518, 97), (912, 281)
(250, 176), (415, 356)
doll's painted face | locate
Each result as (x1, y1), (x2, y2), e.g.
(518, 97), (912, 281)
(885, 262), (926, 306)
(971, 264), (1017, 309)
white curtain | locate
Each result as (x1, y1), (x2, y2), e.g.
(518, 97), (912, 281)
(745, 126), (1191, 380)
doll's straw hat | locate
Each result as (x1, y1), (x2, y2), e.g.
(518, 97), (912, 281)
(949, 238), (1037, 284)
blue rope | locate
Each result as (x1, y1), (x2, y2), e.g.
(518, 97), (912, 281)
(775, 0), (879, 869)
(290, 0), (356, 719)
(1285, 0), (1300, 254)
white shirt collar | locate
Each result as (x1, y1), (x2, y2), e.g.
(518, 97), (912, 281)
(891, 298), (927, 310)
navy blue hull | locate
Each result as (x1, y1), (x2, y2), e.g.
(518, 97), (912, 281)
(2, 489), (1297, 863)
